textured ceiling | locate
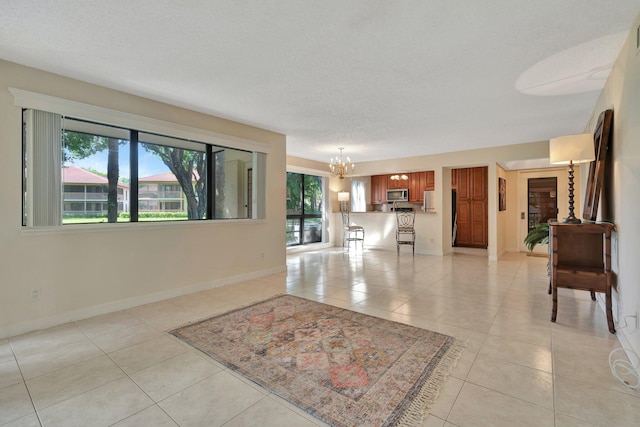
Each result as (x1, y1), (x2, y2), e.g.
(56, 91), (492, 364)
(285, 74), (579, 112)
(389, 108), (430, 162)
(0, 1), (638, 163)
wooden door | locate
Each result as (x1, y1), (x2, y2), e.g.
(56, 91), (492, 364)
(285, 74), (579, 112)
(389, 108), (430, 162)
(454, 167), (488, 248)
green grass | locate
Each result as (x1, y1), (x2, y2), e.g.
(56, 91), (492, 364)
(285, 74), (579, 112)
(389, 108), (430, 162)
(62, 216), (188, 224)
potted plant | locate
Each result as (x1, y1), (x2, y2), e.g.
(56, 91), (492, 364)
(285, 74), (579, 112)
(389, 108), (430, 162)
(524, 222), (550, 252)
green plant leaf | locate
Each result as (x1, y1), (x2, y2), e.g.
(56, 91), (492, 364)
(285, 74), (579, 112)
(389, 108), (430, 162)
(524, 223), (550, 252)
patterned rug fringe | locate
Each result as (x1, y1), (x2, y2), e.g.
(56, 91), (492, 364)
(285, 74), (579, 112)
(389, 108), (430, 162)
(393, 338), (467, 427)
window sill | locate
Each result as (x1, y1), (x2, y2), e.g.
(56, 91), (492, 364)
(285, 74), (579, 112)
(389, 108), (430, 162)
(21, 218), (266, 236)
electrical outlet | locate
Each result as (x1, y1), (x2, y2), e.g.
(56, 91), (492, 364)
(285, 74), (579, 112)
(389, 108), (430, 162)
(31, 288), (40, 300)
(625, 312), (640, 330)
(261, 252), (265, 259)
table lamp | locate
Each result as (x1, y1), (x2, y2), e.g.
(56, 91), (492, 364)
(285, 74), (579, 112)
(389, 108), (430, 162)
(549, 133), (595, 223)
(338, 191), (350, 212)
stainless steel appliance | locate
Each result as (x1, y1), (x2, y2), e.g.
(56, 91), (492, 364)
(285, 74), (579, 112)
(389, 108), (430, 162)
(423, 190), (435, 212)
(387, 189), (409, 202)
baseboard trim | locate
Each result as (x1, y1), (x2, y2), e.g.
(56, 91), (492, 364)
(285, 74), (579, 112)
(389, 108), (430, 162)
(595, 294), (640, 361)
(0, 265), (287, 340)
(356, 244), (443, 256)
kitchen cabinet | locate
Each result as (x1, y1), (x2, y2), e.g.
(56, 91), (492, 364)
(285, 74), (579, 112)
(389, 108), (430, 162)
(409, 172), (427, 203)
(387, 174), (407, 189)
(371, 175), (388, 204)
(425, 171), (435, 191)
(371, 171), (435, 204)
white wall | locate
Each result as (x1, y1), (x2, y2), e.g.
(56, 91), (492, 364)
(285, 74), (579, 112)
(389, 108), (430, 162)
(500, 169), (520, 254)
(587, 12), (640, 356)
(0, 60), (287, 339)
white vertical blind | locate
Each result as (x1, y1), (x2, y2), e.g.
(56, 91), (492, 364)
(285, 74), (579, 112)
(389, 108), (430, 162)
(25, 109), (62, 227)
(351, 180), (366, 212)
(253, 152), (267, 219)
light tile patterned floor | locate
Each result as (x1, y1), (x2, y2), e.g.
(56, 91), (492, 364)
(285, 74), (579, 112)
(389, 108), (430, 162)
(1, 249), (639, 426)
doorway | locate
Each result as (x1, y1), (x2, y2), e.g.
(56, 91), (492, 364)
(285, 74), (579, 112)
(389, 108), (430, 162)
(517, 168), (568, 253)
(451, 166), (488, 249)
(527, 177), (558, 233)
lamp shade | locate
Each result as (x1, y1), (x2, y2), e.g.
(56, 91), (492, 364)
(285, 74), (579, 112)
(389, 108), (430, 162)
(549, 134), (595, 165)
(338, 191), (350, 202)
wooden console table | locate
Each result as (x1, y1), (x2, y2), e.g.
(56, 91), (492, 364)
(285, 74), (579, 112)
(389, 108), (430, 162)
(549, 221), (615, 333)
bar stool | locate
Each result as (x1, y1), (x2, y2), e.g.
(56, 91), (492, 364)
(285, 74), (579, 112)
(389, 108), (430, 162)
(341, 204), (364, 249)
(395, 203), (415, 255)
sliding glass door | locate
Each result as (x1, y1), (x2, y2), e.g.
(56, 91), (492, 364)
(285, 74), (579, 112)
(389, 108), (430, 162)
(286, 172), (323, 246)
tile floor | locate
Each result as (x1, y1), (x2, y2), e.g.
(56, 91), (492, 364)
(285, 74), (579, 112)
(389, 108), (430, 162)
(1, 249), (639, 426)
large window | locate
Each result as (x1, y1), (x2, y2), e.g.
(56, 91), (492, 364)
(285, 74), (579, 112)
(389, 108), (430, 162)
(138, 133), (207, 221)
(22, 108), (263, 227)
(61, 118), (130, 224)
(286, 172), (324, 246)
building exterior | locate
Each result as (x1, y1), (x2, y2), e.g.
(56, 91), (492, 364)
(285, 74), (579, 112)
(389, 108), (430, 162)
(138, 171), (189, 212)
(62, 166), (129, 215)
(63, 166), (198, 215)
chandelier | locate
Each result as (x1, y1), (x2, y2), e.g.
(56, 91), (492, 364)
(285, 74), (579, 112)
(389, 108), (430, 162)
(329, 147), (355, 180)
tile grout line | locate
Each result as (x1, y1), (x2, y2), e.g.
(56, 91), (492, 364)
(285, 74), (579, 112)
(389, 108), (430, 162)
(8, 338), (43, 427)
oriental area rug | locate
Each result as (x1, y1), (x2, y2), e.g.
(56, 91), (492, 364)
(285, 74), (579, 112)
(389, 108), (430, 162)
(170, 294), (464, 427)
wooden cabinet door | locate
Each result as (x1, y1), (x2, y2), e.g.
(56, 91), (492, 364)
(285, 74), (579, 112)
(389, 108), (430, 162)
(371, 175), (379, 203)
(409, 172), (426, 203)
(471, 167), (486, 199)
(379, 176), (388, 202)
(425, 171), (435, 191)
(454, 167), (487, 248)
(371, 175), (388, 204)
(456, 168), (470, 199)
(471, 200), (488, 246)
(455, 200), (472, 246)
(408, 173), (417, 202)
(387, 174), (401, 189)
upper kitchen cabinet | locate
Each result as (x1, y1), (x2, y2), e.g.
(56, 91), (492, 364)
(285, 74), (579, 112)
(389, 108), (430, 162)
(425, 171), (435, 191)
(371, 174), (388, 204)
(409, 172), (427, 203)
(371, 171), (435, 204)
(387, 174), (406, 189)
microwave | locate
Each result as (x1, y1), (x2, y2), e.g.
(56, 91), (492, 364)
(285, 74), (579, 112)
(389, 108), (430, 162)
(387, 189), (409, 202)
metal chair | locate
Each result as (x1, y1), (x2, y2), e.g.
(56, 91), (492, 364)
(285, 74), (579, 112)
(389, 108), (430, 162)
(341, 204), (364, 249)
(395, 204), (416, 255)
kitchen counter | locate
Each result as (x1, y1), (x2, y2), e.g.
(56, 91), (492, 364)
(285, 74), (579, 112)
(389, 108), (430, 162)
(336, 211), (442, 255)
(366, 210), (436, 214)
